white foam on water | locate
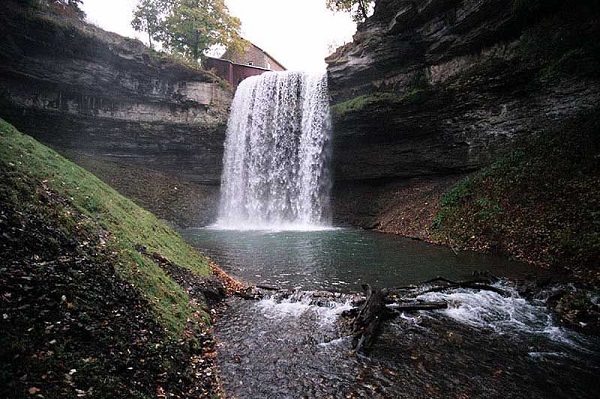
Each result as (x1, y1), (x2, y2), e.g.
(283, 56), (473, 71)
(257, 296), (314, 319)
(417, 282), (585, 347)
(255, 292), (353, 329)
(208, 221), (339, 232)
(315, 300), (354, 328)
(318, 336), (352, 348)
(527, 351), (569, 359)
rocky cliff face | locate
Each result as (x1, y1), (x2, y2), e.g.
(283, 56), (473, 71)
(327, 0), (600, 228)
(0, 2), (232, 225)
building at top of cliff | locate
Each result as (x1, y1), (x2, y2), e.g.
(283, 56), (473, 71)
(205, 41), (286, 90)
(222, 42), (286, 71)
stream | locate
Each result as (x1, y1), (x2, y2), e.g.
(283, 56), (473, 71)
(182, 228), (600, 398)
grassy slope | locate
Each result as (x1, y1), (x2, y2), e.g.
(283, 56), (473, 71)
(0, 118), (211, 333)
(68, 153), (220, 228)
(0, 119), (225, 397)
(432, 114), (600, 282)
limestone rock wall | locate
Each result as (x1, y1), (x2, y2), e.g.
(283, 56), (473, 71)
(326, 0), (600, 229)
(0, 4), (231, 186)
(327, 0), (600, 183)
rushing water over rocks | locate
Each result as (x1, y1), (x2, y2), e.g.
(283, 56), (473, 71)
(216, 71), (332, 230)
(181, 229), (600, 397)
(179, 224), (600, 398)
(215, 284), (600, 398)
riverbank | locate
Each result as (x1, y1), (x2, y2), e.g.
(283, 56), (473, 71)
(0, 119), (229, 398)
(366, 115), (600, 335)
(374, 115), (599, 283)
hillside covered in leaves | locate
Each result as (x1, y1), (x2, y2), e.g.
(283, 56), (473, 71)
(432, 113), (600, 284)
(0, 119), (229, 398)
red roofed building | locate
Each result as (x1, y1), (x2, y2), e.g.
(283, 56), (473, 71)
(204, 42), (286, 90)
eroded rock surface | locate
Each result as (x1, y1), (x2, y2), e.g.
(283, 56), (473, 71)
(327, 0), (600, 228)
(0, 3), (232, 226)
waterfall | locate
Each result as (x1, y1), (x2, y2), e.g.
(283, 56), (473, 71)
(215, 71), (332, 230)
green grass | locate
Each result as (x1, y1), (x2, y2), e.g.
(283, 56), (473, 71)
(331, 92), (401, 116)
(0, 118), (211, 334)
(331, 88), (431, 117)
(432, 114), (600, 278)
(332, 70), (434, 117)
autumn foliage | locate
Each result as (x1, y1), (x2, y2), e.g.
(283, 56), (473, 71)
(433, 114), (600, 282)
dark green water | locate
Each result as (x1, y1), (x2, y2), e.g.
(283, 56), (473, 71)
(180, 228), (543, 291)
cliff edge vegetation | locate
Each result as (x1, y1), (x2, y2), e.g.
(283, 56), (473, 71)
(0, 119), (229, 398)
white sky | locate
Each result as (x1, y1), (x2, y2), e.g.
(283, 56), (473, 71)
(80, 0), (356, 71)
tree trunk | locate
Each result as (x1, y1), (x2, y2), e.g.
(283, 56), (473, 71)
(352, 285), (391, 353)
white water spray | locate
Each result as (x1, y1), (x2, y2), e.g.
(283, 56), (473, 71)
(215, 71), (332, 230)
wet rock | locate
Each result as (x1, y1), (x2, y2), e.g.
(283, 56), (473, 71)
(551, 288), (600, 336)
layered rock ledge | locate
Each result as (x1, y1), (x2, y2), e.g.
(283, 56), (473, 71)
(0, 2), (233, 225)
(327, 0), (600, 228)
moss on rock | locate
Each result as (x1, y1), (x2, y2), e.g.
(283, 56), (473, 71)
(432, 113), (600, 282)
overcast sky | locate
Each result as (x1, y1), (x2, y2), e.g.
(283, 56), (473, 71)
(80, 0), (356, 71)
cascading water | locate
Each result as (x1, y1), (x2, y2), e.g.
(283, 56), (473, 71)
(215, 71), (332, 230)
(201, 71), (599, 399)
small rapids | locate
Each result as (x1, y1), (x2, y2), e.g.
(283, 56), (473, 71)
(255, 291), (354, 328)
(416, 283), (589, 349)
(214, 284), (600, 398)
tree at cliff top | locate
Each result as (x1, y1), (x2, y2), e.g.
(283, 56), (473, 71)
(132, 0), (243, 63)
(132, 0), (171, 50)
(326, 0), (373, 22)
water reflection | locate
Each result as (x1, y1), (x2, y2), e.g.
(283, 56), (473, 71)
(180, 228), (544, 292)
